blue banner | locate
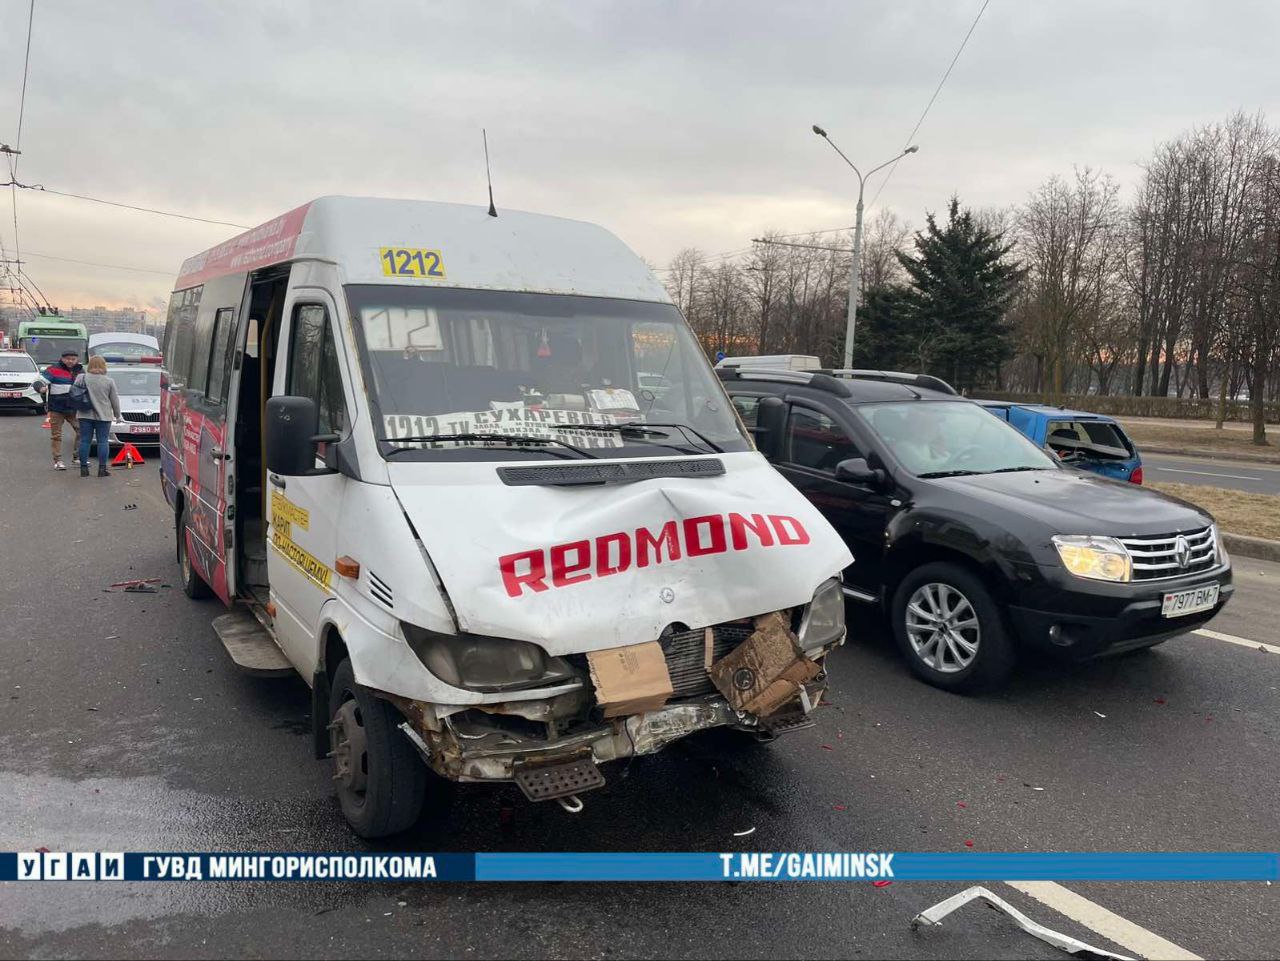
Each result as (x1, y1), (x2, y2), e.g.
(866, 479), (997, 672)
(4, 851), (1277, 882)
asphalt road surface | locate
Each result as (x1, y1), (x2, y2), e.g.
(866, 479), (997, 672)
(1143, 452), (1280, 495)
(2, 412), (1277, 960)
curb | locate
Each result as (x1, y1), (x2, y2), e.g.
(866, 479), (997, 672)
(1138, 443), (1280, 465)
(1223, 532), (1280, 564)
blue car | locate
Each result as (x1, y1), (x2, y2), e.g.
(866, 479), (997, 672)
(979, 401), (1143, 484)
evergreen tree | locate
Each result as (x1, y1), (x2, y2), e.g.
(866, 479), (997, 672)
(897, 197), (1025, 391)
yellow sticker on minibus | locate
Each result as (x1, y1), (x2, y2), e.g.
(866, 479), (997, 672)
(271, 491), (310, 531)
(379, 247), (446, 279)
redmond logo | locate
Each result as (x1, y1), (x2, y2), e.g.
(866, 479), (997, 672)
(498, 513), (811, 597)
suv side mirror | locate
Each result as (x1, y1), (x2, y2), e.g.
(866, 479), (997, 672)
(836, 456), (887, 489)
(752, 395), (786, 460)
(266, 395), (338, 476)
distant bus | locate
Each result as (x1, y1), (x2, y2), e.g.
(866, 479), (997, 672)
(89, 331), (161, 362)
(16, 319), (89, 365)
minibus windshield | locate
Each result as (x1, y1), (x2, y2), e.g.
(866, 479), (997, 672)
(346, 285), (750, 460)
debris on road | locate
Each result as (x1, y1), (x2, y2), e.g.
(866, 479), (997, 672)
(912, 886), (1134, 961)
(110, 577), (160, 588)
(1094, 711), (1107, 718)
(732, 827), (756, 837)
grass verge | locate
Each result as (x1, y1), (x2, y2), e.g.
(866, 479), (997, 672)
(1122, 422), (1273, 457)
(1146, 481), (1280, 541)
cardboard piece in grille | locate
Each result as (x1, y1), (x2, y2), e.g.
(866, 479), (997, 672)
(587, 641), (674, 718)
(709, 612), (819, 717)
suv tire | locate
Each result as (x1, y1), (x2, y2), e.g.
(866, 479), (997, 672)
(891, 561), (1014, 692)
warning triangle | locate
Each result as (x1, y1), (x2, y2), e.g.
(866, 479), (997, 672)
(112, 443), (145, 466)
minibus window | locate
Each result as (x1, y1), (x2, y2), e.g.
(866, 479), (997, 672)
(287, 305), (347, 436)
(346, 285), (749, 460)
(206, 308), (235, 403)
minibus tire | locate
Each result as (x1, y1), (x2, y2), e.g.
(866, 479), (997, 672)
(328, 659), (426, 838)
(177, 505), (213, 599)
(890, 562), (1014, 692)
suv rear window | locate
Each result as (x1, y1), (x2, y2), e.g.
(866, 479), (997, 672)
(1046, 420), (1132, 460)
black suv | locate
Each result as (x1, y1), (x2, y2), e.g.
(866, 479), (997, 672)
(718, 366), (1234, 691)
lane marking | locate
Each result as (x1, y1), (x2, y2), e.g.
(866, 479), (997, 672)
(1006, 881), (1201, 961)
(1151, 466), (1262, 481)
(1193, 628), (1280, 655)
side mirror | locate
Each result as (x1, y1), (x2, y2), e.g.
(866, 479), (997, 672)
(752, 395), (786, 460)
(266, 395), (337, 476)
(836, 456), (887, 488)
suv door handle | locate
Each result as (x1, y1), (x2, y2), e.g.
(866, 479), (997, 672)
(209, 447), (229, 460)
(268, 473), (286, 489)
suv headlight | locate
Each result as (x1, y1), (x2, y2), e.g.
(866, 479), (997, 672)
(400, 623), (580, 693)
(1052, 534), (1131, 582)
(798, 577), (846, 651)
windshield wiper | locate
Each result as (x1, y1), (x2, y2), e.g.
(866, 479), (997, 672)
(377, 433), (598, 459)
(988, 466), (1051, 474)
(568, 421), (725, 453)
(917, 469), (982, 478)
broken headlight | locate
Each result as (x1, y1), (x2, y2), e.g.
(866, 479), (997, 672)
(400, 623), (580, 693)
(798, 577), (846, 651)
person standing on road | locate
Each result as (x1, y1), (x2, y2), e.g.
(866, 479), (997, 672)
(36, 349), (84, 470)
(75, 356), (121, 478)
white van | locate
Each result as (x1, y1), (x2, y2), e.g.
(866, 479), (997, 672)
(89, 331), (161, 362)
(160, 197), (851, 837)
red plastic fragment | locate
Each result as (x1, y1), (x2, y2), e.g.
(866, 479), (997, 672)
(833, 804), (847, 812)
(964, 840), (975, 848)
(1154, 696), (1167, 705)
(872, 880), (893, 888)
(957, 802), (967, 808)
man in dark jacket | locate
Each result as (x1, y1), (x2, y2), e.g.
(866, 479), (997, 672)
(37, 350), (84, 470)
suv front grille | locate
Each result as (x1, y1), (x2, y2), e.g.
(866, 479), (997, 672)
(1120, 527), (1216, 580)
(0, 381), (31, 390)
(122, 411), (160, 423)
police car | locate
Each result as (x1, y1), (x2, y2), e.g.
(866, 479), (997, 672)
(103, 356), (163, 447)
(0, 349), (45, 413)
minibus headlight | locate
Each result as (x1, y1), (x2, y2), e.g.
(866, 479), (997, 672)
(798, 577), (846, 651)
(1052, 535), (1132, 582)
(400, 623), (580, 693)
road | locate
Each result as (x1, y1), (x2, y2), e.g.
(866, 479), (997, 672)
(1144, 452), (1280, 495)
(2, 411), (1278, 960)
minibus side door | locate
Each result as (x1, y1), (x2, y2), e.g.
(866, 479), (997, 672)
(265, 292), (351, 674)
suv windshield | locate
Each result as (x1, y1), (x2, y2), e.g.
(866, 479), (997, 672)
(107, 367), (161, 396)
(860, 400), (1057, 476)
(345, 285), (748, 460)
(0, 354), (37, 373)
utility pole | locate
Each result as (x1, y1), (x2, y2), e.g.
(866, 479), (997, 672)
(811, 126), (918, 367)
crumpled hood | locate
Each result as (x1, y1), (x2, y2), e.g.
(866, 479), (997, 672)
(388, 452), (852, 655)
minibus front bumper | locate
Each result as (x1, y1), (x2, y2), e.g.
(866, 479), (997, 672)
(388, 667), (830, 791)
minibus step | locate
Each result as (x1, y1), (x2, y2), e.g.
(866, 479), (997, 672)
(212, 610), (292, 677)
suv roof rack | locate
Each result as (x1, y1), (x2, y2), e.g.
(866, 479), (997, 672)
(715, 366), (852, 397)
(821, 369), (958, 395)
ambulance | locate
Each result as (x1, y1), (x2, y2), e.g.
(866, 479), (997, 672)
(160, 197), (851, 837)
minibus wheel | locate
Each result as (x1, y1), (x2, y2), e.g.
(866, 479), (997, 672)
(177, 504), (213, 599)
(328, 658), (426, 838)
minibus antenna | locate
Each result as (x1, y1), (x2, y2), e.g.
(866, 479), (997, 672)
(482, 129), (498, 217)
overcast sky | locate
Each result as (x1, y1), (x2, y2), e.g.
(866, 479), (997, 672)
(2, 0), (1278, 311)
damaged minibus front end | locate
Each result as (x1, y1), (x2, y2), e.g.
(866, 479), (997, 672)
(368, 454), (852, 808)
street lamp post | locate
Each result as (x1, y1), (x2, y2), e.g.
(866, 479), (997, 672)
(812, 125), (917, 368)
